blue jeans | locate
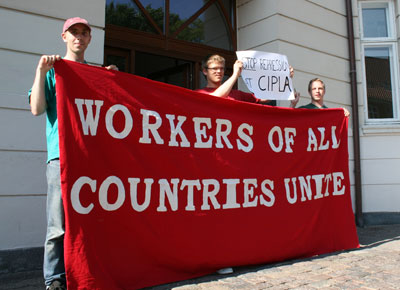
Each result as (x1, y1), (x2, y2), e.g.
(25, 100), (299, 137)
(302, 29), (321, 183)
(44, 159), (66, 286)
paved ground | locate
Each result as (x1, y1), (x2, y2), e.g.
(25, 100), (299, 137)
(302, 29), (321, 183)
(1, 224), (399, 290)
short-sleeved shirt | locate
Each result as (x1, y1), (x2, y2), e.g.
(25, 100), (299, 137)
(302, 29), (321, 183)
(299, 103), (328, 109)
(196, 87), (261, 104)
(28, 68), (58, 163)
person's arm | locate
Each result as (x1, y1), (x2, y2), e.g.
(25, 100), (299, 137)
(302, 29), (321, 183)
(30, 55), (61, 116)
(290, 90), (301, 108)
(105, 64), (119, 71)
(342, 107), (350, 117)
(258, 99), (272, 105)
(289, 65), (294, 78)
(210, 60), (243, 98)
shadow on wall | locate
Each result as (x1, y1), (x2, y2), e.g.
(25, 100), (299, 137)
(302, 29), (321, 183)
(357, 223), (400, 247)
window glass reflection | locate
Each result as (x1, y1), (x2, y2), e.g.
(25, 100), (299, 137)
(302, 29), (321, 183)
(141, 0), (164, 31)
(220, 0), (234, 29)
(106, 0), (162, 33)
(362, 7), (388, 38)
(169, 0), (209, 35)
(365, 47), (393, 118)
(177, 2), (232, 50)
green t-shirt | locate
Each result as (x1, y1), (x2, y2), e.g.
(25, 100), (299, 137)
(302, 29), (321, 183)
(299, 103), (328, 109)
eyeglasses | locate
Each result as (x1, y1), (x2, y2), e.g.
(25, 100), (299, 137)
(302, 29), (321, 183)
(206, 67), (225, 72)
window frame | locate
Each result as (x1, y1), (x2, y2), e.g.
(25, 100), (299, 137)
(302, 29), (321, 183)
(359, 0), (400, 123)
(359, 1), (394, 40)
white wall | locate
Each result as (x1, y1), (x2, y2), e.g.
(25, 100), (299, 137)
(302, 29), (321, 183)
(0, 0), (105, 250)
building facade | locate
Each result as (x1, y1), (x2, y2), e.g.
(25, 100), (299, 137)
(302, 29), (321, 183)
(0, 0), (399, 271)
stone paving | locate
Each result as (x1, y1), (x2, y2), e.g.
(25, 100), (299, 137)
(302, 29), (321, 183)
(1, 224), (399, 290)
(146, 224), (400, 290)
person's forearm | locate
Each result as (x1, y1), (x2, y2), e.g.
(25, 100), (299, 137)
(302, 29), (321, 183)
(30, 68), (47, 116)
(210, 72), (240, 98)
(210, 60), (243, 98)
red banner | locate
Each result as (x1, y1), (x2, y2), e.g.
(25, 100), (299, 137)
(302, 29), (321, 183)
(55, 60), (359, 290)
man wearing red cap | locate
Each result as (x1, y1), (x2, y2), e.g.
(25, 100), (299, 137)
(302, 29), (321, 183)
(29, 17), (117, 290)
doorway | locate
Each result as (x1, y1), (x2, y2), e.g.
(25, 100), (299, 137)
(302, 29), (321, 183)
(104, 0), (236, 90)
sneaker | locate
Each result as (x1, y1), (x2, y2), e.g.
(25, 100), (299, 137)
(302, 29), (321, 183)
(217, 267), (234, 275)
(46, 280), (67, 290)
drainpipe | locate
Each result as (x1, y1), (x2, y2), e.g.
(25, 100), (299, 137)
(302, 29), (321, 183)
(345, 0), (364, 227)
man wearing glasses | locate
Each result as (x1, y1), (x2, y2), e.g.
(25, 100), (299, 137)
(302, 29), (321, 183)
(195, 54), (272, 276)
(196, 54), (273, 104)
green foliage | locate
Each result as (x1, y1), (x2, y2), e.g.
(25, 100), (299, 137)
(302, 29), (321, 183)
(106, 2), (204, 42)
(177, 18), (204, 43)
(106, 2), (157, 33)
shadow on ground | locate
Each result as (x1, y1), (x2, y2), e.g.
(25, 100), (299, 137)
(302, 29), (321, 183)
(357, 224), (400, 246)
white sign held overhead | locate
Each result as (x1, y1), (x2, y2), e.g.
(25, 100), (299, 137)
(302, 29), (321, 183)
(236, 51), (294, 101)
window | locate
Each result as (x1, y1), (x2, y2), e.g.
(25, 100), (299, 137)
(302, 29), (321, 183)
(360, 1), (399, 121)
(104, 0), (236, 90)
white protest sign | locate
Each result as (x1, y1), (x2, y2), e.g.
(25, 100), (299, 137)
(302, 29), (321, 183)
(236, 51), (294, 100)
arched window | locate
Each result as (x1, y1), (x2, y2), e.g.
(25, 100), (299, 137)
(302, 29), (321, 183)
(104, 0), (236, 89)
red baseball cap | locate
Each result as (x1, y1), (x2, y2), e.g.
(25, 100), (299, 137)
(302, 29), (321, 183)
(62, 17), (91, 33)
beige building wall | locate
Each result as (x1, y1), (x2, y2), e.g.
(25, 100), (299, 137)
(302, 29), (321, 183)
(237, 0), (400, 223)
(0, 0), (106, 250)
(237, 0), (351, 109)
(236, 0), (356, 207)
